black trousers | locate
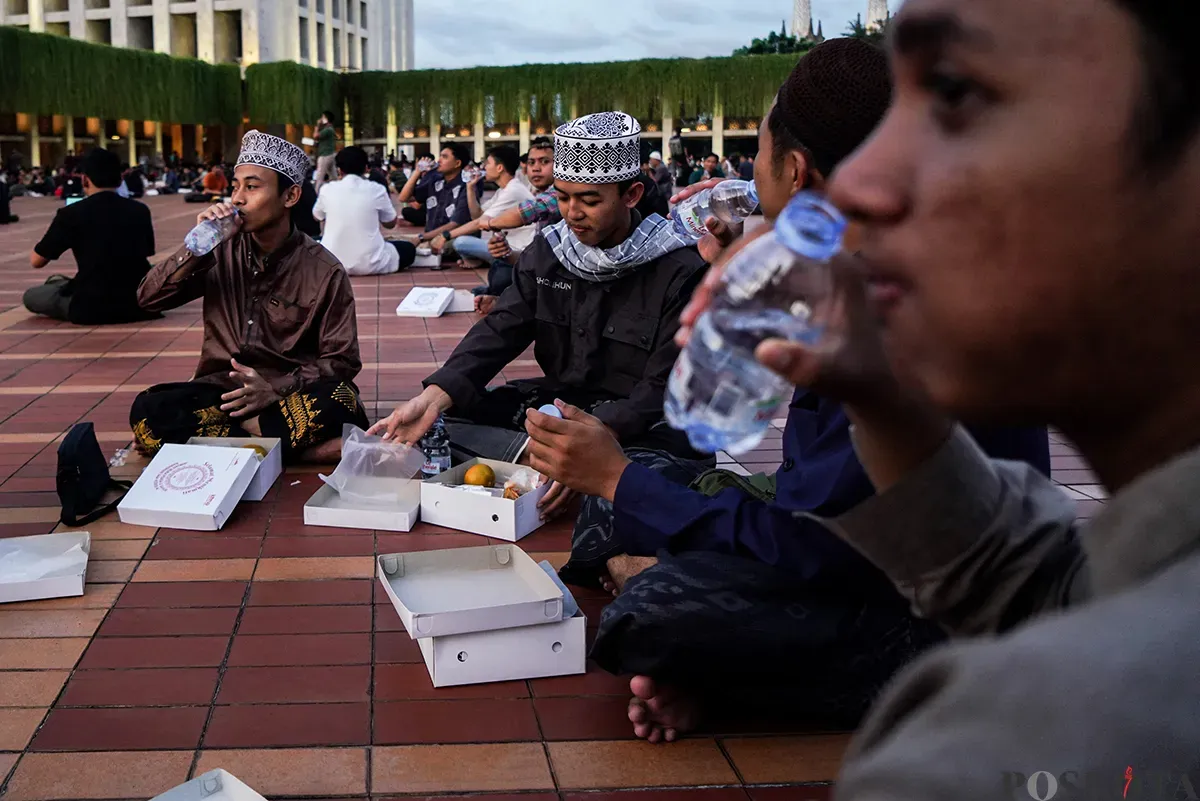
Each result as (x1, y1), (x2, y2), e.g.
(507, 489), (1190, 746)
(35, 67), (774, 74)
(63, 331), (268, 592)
(130, 379), (369, 463)
(401, 206), (427, 227)
(390, 240), (416, 270)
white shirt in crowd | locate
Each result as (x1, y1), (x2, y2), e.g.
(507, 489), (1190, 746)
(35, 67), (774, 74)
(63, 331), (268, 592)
(482, 178), (535, 252)
(312, 173), (400, 276)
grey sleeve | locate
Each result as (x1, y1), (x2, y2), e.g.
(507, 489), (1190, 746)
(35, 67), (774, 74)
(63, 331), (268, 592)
(826, 425), (1089, 636)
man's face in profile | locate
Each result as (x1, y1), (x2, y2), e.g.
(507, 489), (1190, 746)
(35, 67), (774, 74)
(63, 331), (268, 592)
(828, 0), (1200, 427)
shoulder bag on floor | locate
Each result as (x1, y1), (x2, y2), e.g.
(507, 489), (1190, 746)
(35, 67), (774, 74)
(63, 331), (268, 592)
(56, 422), (133, 527)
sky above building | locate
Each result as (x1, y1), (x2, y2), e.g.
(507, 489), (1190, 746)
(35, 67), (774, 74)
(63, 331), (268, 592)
(412, 1), (872, 70)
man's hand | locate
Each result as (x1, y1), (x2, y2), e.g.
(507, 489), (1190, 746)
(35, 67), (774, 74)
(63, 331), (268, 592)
(478, 215), (493, 232)
(196, 201), (240, 230)
(368, 386), (452, 444)
(474, 295), (497, 315)
(430, 235), (446, 254)
(487, 232), (512, 261)
(525, 400), (630, 503)
(220, 358), (280, 418)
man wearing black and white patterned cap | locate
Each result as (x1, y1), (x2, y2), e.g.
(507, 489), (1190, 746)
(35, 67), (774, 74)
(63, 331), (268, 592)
(130, 130), (369, 463)
(371, 111), (711, 517)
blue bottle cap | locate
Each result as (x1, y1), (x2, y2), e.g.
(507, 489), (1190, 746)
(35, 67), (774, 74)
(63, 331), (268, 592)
(536, 404), (563, 419)
(775, 191), (846, 262)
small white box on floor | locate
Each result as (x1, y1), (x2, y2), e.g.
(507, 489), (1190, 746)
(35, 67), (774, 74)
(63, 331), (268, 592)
(377, 544), (564, 638)
(303, 477), (421, 532)
(447, 289), (477, 313)
(418, 611), (587, 687)
(117, 443), (259, 531)
(0, 531), (90, 604)
(150, 769), (266, 801)
(186, 437), (282, 501)
(420, 458), (551, 542)
(396, 286), (454, 317)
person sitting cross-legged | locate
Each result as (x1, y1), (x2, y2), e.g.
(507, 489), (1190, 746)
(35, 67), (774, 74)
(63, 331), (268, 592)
(522, 40), (1052, 744)
(369, 111), (710, 520)
(313, 145), (415, 275)
(130, 131), (368, 464)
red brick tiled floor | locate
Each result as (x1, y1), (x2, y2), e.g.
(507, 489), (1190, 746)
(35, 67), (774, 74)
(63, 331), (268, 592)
(0, 195), (1103, 799)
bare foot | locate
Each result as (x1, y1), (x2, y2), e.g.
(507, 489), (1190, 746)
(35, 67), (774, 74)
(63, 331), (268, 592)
(604, 554), (658, 595)
(296, 437), (342, 464)
(628, 675), (701, 743)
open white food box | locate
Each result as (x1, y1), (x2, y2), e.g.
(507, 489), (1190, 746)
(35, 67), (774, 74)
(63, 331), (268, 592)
(186, 436), (282, 501)
(150, 769), (264, 801)
(377, 544), (585, 687)
(0, 531), (90, 604)
(118, 443), (260, 531)
(420, 458), (551, 542)
(304, 476), (421, 532)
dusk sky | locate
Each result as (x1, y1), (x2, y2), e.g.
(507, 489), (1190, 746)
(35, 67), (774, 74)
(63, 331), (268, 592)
(412, 1), (875, 70)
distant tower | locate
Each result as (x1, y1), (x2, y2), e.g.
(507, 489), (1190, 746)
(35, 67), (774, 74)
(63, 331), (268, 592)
(792, 0), (815, 41)
(866, 0), (890, 31)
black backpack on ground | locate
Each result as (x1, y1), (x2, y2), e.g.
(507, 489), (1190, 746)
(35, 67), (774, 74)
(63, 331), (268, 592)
(56, 422), (132, 527)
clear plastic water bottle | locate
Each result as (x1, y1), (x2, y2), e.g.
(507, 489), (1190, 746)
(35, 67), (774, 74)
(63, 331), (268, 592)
(183, 208), (240, 256)
(420, 415), (452, 478)
(665, 191), (847, 454)
(670, 180), (759, 240)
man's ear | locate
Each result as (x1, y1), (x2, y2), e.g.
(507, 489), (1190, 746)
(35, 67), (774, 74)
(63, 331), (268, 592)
(622, 179), (645, 210)
(282, 183), (302, 210)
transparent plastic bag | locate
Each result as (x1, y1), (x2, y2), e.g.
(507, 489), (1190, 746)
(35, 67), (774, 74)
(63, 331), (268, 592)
(318, 425), (425, 505)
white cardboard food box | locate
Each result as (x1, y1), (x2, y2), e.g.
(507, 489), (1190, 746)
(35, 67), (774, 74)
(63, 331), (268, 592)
(420, 458), (552, 541)
(0, 531), (90, 604)
(418, 611), (586, 687)
(447, 289), (477, 313)
(186, 436), (282, 502)
(117, 443), (259, 531)
(303, 476), (421, 532)
(150, 769), (266, 801)
(396, 286), (454, 317)
(377, 544), (564, 638)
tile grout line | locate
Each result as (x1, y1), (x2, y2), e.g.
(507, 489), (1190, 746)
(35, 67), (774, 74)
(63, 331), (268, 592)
(0, 520), (164, 796)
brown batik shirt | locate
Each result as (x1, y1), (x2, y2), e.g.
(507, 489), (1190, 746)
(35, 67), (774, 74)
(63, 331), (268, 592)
(137, 227), (361, 396)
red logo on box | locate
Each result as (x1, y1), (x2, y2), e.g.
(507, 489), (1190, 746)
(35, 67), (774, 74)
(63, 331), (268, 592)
(153, 462), (216, 495)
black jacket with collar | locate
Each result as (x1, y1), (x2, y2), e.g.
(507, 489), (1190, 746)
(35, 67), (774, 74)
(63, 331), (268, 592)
(424, 225), (707, 442)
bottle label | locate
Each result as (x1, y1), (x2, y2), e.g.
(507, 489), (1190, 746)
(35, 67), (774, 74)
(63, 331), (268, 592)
(677, 205), (710, 238)
(422, 454), (451, 476)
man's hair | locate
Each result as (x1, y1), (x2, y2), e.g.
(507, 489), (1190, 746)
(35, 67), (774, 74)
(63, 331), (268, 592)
(80, 148), (121, 188)
(335, 146), (369, 177)
(275, 173), (296, 196)
(703, 152), (720, 161)
(443, 142), (470, 168)
(486, 145), (520, 177)
(769, 38), (892, 180)
(322, 110), (337, 123)
(529, 137), (554, 153)
(1115, 1), (1200, 170)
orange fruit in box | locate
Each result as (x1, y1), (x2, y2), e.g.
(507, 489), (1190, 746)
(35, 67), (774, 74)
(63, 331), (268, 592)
(463, 464), (496, 488)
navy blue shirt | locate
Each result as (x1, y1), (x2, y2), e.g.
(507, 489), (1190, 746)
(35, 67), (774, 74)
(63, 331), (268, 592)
(411, 170), (483, 232)
(613, 389), (1051, 589)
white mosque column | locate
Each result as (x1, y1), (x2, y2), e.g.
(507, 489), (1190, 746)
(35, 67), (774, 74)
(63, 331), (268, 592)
(386, 105), (398, 159)
(712, 93), (725, 160)
(661, 114), (673, 159)
(429, 108), (441, 156)
(127, 121), (137, 167)
(65, 119), (76, 156)
(30, 125), (41, 168)
(474, 104), (485, 162)
(343, 99), (354, 147)
(154, 122), (164, 158)
(518, 117), (531, 154)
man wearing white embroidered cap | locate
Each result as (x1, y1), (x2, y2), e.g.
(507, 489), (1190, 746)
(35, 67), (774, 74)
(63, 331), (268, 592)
(647, 151), (673, 203)
(132, 130), (368, 464)
(371, 111), (710, 519)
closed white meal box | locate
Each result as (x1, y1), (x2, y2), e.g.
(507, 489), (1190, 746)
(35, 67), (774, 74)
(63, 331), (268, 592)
(0, 531), (91, 604)
(418, 611), (587, 687)
(304, 476), (421, 532)
(118, 443), (259, 531)
(150, 769), (266, 801)
(420, 458), (551, 542)
(377, 544), (564, 638)
(186, 436), (282, 502)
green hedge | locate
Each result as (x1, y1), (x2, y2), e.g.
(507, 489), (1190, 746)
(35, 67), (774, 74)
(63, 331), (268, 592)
(0, 26), (803, 129)
(245, 61), (341, 127)
(0, 26), (241, 125)
(340, 54), (804, 130)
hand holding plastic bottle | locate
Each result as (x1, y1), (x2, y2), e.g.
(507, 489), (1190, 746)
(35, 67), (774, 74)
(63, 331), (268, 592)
(669, 177), (745, 263)
(184, 202), (241, 256)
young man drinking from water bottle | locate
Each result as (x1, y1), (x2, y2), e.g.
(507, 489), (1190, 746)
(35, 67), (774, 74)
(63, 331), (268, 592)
(520, 38), (1051, 743)
(131, 131), (368, 464)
